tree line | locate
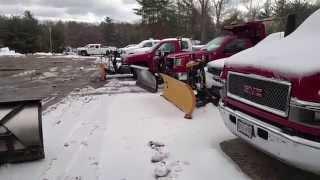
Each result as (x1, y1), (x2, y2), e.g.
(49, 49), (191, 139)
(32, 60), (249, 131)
(0, 0), (319, 53)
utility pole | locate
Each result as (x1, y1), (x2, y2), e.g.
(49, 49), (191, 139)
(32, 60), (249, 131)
(49, 26), (53, 53)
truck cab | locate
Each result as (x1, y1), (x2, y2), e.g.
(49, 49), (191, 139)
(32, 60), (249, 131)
(165, 21), (266, 80)
(219, 10), (320, 174)
(122, 38), (193, 73)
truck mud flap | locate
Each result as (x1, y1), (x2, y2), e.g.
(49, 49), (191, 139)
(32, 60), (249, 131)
(160, 73), (196, 119)
(0, 99), (44, 164)
(131, 65), (158, 93)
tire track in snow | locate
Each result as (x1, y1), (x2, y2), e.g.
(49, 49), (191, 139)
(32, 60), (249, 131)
(40, 95), (114, 180)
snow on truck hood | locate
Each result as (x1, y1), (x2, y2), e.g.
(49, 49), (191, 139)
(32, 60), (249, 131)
(207, 58), (227, 69)
(227, 9), (320, 77)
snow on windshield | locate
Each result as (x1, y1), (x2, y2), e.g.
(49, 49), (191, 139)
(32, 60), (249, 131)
(227, 9), (320, 77)
(203, 36), (226, 52)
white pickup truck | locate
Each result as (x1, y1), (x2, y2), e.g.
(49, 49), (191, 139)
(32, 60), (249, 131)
(77, 44), (115, 56)
(119, 39), (160, 56)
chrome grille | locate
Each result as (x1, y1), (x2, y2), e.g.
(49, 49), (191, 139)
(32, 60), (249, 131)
(208, 67), (222, 77)
(227, 72), (291, 117)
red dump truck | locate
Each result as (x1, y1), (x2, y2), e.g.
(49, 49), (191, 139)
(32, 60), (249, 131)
(165, 21), (266, 80)
(219, 11), (320, 174)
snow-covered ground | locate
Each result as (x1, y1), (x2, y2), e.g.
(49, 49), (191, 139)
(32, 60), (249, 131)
(0, 82), (248, 180)
(0, 47), (25, 57)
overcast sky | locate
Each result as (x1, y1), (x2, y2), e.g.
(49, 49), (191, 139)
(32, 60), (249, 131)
(0, 0), (141, 23)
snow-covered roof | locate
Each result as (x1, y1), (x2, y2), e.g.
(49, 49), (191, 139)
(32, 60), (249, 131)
(227, 9), (320, 77)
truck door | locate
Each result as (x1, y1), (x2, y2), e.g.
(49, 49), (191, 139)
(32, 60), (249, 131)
(87, 45), (96, 55)
(153, 42), (176, 72)
(94, 45), (100, 55)
(181, 40), (191, 52)
(222, 39), (250, 58)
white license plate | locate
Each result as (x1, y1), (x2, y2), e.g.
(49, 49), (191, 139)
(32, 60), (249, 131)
(237, 119), (254, 138)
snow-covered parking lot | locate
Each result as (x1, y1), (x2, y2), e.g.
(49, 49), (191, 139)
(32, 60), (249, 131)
(0, 82), (248, 180)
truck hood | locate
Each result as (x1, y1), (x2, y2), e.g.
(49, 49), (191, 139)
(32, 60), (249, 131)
(121, 45), (140, 52)
(77, 47), (86, 51)
(226, 10), (320, 77)
(167, 50), (207, 59)
(207, 58), (227, 69)
(123, 51), (151, 64)
(127, 47), (151, 54)
(224, 10), (320, 102)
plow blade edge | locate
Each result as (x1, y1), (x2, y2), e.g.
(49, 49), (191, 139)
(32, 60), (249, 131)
(131, 65), (158, 93)
(0, 99), (44, 163)
(160, 74), (196, 119)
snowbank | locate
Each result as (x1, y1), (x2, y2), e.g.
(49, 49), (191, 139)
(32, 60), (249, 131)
(0, 47), (25, 57)
(227, 9), (320, 77)
(34, 52), (53, 56)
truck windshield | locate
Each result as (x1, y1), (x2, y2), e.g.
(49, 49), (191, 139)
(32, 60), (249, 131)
(203, 36), (226, 52)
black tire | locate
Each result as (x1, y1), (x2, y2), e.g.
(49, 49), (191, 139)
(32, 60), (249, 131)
(81, 51), (88, 56)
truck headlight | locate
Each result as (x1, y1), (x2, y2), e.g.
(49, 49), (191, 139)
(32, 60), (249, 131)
(220, 79), (227, 98)
(289, 98), (320, 125)
(174, 58), (182, 67)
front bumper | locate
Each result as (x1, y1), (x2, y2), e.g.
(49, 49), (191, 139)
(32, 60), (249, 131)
(219, 102), (320, 175)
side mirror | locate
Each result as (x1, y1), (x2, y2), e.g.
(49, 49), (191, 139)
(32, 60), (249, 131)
(163, 51), (170, 56)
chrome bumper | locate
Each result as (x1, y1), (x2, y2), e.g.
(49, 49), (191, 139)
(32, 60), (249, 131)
(219, 102), (320, 175)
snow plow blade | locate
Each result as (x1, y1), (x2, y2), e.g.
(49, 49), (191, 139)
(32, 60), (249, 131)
(131, 65), (158, 93)
(0, 99), (44, 164)
(160, 74), (196, 119)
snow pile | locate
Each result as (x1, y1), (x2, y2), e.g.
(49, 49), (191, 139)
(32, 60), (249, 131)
(34, 52), (53, 56)
(0, 47), (24, 57)
(227, 9), (320, 77)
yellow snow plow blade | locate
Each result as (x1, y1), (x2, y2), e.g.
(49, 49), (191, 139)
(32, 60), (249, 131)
(160, 74), (196, 119)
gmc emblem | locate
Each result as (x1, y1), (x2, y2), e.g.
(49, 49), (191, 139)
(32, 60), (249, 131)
(243, 85), (263, 98)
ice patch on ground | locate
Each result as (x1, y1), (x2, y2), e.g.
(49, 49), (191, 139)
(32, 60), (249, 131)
(38, 72), (58, 80)
(12, 70), (36, 77)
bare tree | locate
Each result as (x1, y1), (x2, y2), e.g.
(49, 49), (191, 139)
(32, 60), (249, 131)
(212, 0), (230, 29)
(241, 0), (263, 20)
(197, 0), (210, 42)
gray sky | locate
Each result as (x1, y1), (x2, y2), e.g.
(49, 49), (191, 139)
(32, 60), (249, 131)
(0, 0), (141, 23)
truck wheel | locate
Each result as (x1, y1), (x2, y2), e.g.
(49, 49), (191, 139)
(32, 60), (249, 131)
(81, 51), (88, 56)
(131, 68), (137, 79)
